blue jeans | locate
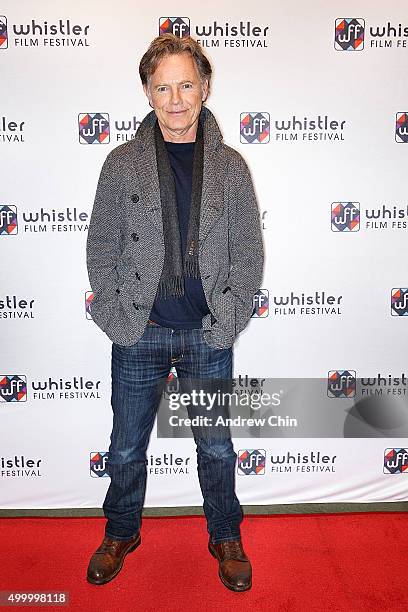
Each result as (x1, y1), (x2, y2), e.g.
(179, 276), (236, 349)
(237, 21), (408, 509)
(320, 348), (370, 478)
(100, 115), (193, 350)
(103, 322), (243, 544)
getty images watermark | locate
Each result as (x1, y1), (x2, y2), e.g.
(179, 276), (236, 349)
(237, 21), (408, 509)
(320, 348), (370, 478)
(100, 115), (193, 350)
(166, 382), (296, 430)
(155, 376), (408, 438)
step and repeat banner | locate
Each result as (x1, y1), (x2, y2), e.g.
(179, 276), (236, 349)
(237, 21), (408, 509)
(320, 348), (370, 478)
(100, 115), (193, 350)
(1, 1), (408, 509)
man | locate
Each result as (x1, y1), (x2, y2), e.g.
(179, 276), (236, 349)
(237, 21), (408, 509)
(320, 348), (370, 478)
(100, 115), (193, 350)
(86, 34), (264, 592)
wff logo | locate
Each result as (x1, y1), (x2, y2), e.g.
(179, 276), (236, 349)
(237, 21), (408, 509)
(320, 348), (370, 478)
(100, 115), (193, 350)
(0, 205), (17, 235)
(78, 113), (110, 144)
(252, 289), (269, 317)
(331, 202), (360, 231)
(0, 375), (27, 402)
(90, 452), (109, 477)
(240, 113), (270, 144)
(327, 370), (356, 398)
(85, 291), (93, 320)
(334, 18), (365, 50)
(237, 449), (266, 475)
(396, 113), (408, 143)
(164, 367), (179, 400)
(159, 18), (190, 37)
(383, 448), (408, 474)
(0, 16), (7, 48)
(391, 288), (408, 316)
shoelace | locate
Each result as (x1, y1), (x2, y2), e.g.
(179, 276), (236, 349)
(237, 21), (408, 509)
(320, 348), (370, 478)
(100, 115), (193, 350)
(97, 539), (122, 555)
(220, 540), (245, 560)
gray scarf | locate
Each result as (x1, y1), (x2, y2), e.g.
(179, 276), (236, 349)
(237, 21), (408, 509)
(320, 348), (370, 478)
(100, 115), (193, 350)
(154, 114), (204, 300)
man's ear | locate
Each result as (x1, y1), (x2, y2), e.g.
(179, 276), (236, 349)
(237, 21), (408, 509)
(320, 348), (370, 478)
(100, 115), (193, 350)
(201, 79), (209, 103)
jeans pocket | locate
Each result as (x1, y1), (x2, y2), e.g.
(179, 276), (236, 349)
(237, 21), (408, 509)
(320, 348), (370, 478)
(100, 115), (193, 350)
(147, 319), (161, 327)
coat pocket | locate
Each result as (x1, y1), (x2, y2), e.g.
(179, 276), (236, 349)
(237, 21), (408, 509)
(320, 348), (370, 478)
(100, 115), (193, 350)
(212, 288), (235, 330)
(90, 288), (119, 333)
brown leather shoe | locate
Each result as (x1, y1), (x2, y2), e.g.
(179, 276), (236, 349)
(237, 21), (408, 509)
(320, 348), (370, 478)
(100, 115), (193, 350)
(208, 538), (252, 592)
(87, 533), (141, 585)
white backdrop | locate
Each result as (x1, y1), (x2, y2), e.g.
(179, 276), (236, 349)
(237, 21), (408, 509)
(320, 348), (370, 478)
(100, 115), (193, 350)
(1, 0), (407, 509)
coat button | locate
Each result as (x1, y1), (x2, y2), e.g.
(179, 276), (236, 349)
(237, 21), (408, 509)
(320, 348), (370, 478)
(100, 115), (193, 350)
(135, 272), (141, 280)
(116, 288), (120, 294)
(131, 194), (139, 203)
(131, 233), (139, 241)
(133, 302), (139, 309)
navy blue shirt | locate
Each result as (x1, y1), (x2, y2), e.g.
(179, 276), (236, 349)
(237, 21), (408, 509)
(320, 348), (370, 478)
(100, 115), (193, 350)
(149, 140), (210, 328)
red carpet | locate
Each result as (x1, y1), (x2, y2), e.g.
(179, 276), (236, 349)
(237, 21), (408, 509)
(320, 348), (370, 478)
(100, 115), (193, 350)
(1, 513), (407, 611)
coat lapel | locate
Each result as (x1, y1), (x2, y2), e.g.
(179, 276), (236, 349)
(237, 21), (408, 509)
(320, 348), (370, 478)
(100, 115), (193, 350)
(199, 146), (224, 245)
(132, 147), (164, 241)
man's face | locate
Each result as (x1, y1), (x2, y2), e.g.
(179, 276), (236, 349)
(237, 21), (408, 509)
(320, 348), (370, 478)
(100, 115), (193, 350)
(143, 52), (208, 143)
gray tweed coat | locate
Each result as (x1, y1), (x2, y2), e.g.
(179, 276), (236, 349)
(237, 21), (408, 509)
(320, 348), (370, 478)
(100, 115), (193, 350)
(86, 106), (264, 348)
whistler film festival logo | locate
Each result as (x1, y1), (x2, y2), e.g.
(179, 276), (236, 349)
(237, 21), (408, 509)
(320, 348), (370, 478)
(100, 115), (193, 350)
(271, 291), (343, 316)
(360, 373), (408, 396)
(237, 449), (266, 475)
(0, 295), (35, 320)
(0, 205), (17, 234)
(240, 112), (346, 143)
(79, 113), (110, 144)
(331, 202), (360, 231)
(0, 455), (42, 478)
(90, 452), (109, 477)
(335, 18), (408, 50)
(271, 451), (337, 473)
(396, 113), (408, 143)
(0, 375), (27, 402)
(1, 16), (90, 48)
(272, 114), (346, 142)
(30, 375), (101, 400)
(327, 370), (356, 398)
(240, 113), (270, 144)
(94, 450), (191, 476)
(0, 115), (26, 143)
(147, 453), (191, 475)
(159, 16), (269, 49)
(13, 204), (89, 234)
(383, 448), (408, 474)
(2, 375), (102, 401)
(355, 202), (408, 231)
(335, 18), (365, 50)
(252, 289), (269, 318)
(78, 113), (143, 143)
(159, 17), (190, 37)
(391, 288), (408, 316)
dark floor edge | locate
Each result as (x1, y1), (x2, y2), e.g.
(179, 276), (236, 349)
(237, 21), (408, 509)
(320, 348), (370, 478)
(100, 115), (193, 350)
(0, 502), (407, 518)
